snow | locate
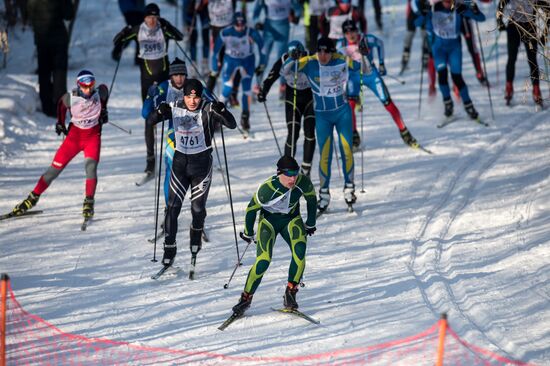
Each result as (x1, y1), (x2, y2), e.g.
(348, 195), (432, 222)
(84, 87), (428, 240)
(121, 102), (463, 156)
(0, 0), (549, 364)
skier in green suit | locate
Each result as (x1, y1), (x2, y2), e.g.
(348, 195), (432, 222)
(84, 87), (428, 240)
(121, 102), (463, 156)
(232, 156), (317, 316)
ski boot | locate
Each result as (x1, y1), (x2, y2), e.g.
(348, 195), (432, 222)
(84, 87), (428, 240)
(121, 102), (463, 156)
(300, 163), (311, 177)
(343, 183), (356, 208)
(464, 102), (479, 120)
(283, 282), (299, 310)
(444, 99), (454, 118)
(144, 156), (155, 175)
(317, 188), (330, 213)
(399, 127), (418, 148)
(162, 242), (177, 267)
(241, 111), (250, 131)
(12, 191), (40, 216)
(352, 130), (361, 151)
(505, 82), (513, 106)
(533, 84), (543, 107)
(400, 51), (410, 74)
(82, 196), (95, 219)
(232, 292), (253, 316)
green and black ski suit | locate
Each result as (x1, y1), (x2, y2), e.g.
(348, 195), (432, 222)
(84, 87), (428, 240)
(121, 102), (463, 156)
(242, 174), (317, 294)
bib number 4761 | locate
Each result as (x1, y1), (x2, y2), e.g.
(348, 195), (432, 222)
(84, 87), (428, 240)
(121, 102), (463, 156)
(181, 135), (199, 146)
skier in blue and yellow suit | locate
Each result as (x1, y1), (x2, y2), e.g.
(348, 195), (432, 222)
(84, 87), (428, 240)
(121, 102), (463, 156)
(283, 36), (367, 212)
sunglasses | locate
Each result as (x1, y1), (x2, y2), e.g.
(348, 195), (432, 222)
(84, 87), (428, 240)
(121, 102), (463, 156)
(281, 169), (299, 177)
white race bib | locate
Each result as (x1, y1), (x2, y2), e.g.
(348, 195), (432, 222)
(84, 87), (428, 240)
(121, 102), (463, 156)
(172, 107), (208, 154)
(224, 31), (252, 59)
(209, 0), (234, 27)
(328, 13), (351, 40)
(432, 11), (458, 39)
(266, 0), (291, 20)
(319, 63), (348, 97)
(260, 189), (295, 214)
(138, 23), (166, 60)
(70, 90), (101, 129)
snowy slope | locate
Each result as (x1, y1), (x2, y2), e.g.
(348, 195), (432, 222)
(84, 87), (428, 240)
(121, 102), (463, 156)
(0, 0), (549, 364)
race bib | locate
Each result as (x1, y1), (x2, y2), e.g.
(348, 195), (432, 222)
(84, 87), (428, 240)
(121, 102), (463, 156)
(319, 63), (348, 97)
(261, 189), (294, 214)
(225, 33), (252, 58)
(432, 11), (458, 39)
(328, 13), (350, 40)
(209, 0), (234, 27)
(138, 23), (166, 60)
(266, 0), (291, 20)
(70, 90), (101, 129)
(172, 107), (208, 154)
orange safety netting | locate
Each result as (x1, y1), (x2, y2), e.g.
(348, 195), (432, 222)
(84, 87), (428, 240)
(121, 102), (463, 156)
(1, 281), (533, 365)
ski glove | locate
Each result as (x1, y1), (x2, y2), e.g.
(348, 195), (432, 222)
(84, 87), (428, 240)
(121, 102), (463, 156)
(157, 102), (172, 119)
(305, 225), (316, 236)
(55, 122), (67, 136)
(378, 63), (386, 76)
(113, 25), (131, 47)
(257, 89), (266, 103)
(212, 101), (226, 114)
(288, 48), (302, 60)
(255, 64), (266, 76)
(255, 22), (264, 31)
(497, 18), (506, 31)
(359, 37), (370, 56)
(239, 232), (255, 244)
(99, 109), (109, 125)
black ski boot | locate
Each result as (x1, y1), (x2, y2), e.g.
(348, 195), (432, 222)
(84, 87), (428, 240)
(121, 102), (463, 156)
(399, 127), (418, 147)
(283, 283), (299, 310)
(300, 163), (311, 177)
(241, 111), (250, 131)
(13, 191), (40, 216)
(464, 102), (479, 120)
(232, 292), (253, 315)
(144, 156), (155, 174)
(444, 99), (454, 118)
(317, 188), (330, 213)
(82, 196), (95, 218)
(162, 242), (177, 267)
(401, 51), (410, 73)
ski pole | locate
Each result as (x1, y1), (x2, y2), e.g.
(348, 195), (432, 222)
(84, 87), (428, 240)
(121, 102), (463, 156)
(152, 120), (165, 263)
(386, 74), (406, 85)
(475, 21), (495, 121)
(106, 57), (132, 134)
(262, 102), (283, 156)
(219, 125), (241, 264)
(291, 61), (298, 157)
(223, 237), (253, 289)
(360, 57), (365, 193)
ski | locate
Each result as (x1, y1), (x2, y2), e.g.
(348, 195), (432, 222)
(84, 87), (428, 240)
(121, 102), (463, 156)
(437, 116), (459, 128)
(81, 217), (92, 231)
(218, 312), (243, 331)
(189, 255), (197, 280)
(135, 173), (154, 187)
(271, 307), (320, 325)
(151, 265), (181, 280)
(0, 210), (44, 221)
(409, 142), (433, 155)
(473, 117), (489, 127)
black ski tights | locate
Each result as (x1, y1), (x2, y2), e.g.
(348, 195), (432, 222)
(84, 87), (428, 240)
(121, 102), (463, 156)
(506, 21), (540, 86)
(284, 97), (315, 167)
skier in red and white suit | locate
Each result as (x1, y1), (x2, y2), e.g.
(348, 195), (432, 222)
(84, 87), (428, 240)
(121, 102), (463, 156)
(10, 70), (109, 219)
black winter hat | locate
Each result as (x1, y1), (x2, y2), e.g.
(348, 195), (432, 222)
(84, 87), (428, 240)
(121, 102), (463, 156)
(276, 156), (300, 174)
(183, 79), (204, 97)
(144, 3), (160, 16)
(317, 37), (336, 53)
(169, 58), (188, 76)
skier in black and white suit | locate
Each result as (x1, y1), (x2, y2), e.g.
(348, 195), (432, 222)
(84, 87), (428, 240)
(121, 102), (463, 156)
(147, 79), (237, 267)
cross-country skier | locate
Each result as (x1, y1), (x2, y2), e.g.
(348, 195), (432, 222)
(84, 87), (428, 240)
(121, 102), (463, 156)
(358, 0), (383, 30)
(252, 0), (302, 98)
(282, 37), (368, 212)
(183, 0), (210, 76)
(320, 0), (366, 42)
(257, 40), (316, 176)
(231, 156), (317, 316)
(113, 3), (183, 176)
(414, 0), (485, 120)
(141, 58), (188, 209)
(10, 71), (109, 220)
(212, 12), (267, 132)
(337, 20), (419, 150)
(497, 0), (543, 107)
(146, 79), (236, 272)
(303, 0), (332, 53)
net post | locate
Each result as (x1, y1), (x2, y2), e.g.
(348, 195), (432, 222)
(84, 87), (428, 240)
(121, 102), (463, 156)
(436, 313), (448, 366)
(0, 273), (9, 366)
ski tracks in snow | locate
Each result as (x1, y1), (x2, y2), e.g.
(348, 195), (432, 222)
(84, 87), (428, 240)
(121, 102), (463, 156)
(406, 112), (547, 359)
